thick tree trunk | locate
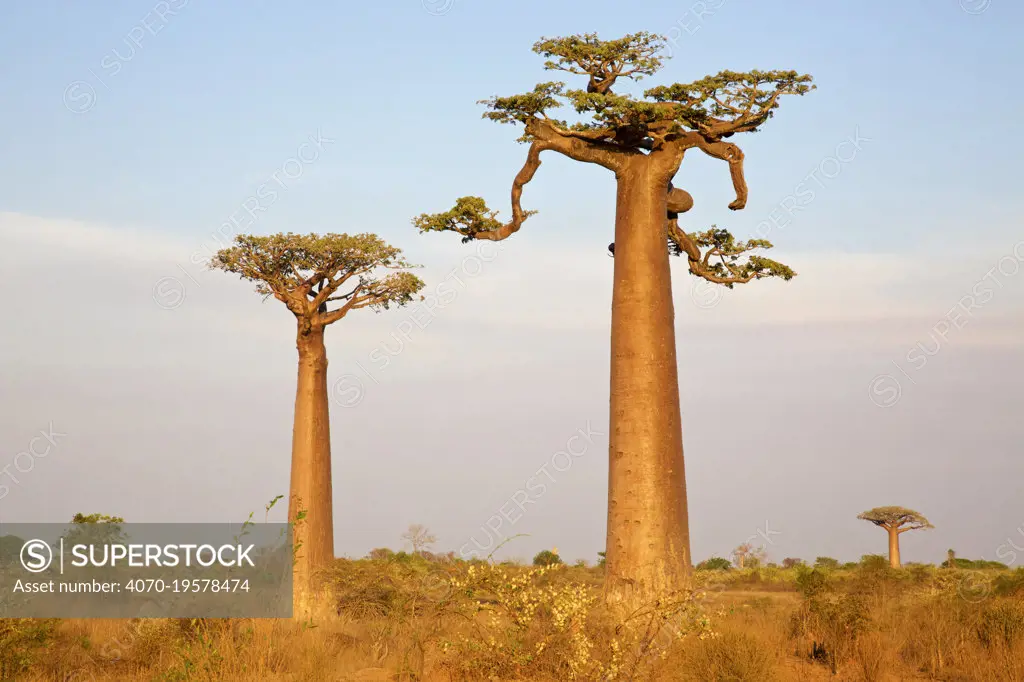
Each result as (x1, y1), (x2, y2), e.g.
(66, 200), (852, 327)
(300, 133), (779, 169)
(288, 322), (335, 618)
(888, 528), (901, 568)
(605, 158), (691, 608)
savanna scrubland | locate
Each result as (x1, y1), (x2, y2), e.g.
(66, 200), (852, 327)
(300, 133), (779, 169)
(4, 551), (1024, 681)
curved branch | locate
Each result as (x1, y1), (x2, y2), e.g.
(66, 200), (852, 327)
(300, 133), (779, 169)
(470, 141), (546, 242)
(666, 220), (794, 286)
(530, 118), (636, 169)
(415, 118), (633, 243)
(682, 134), (747, 210)
(667, 219), (755, 284)
(897, 523), (932, 534)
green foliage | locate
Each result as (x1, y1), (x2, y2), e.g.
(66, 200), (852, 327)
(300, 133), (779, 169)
(781, 557), (805, 569)
(209, 232), (425, 319)
(859, 554), (891, 571)
(992, 568), (1024, 597)
(794, 565), (833, 599)
(72, 513), (125, 524)
(0, 619), (58, 679)
(413, 196), (537, 243)
(597, 551), (606, 568)
(480, 81), (566, 127)
(482, 33), (813, 144)
(63, 512), (128, 548)
(416, 31), (813, 284)
(645, 69), (814, 135)
(813, 556), (839, 569)
(686, 227), (795, 287)
(696, 556), (733, 571)
(0, 535), (25, 566)
(532, 549), (563, 567)
(533, 32), (666, 85)
(941, 557), (1009, 570)
(857, 506), (933, 531)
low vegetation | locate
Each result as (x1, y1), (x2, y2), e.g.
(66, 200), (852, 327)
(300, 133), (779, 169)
(4, 551), (1024, 681)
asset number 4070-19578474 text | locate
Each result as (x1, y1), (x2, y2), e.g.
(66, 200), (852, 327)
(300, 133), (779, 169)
(125, 579), (250, 593)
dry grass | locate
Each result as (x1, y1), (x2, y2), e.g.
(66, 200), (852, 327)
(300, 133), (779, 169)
(3, 561), (1023, 681)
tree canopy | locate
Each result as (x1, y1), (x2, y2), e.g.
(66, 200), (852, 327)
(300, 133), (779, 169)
(414, 31), (812, 287)
(857, 506), (934, 534)
(209, 233), (425, 327)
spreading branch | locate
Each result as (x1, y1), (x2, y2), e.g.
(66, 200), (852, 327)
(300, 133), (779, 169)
(416, 32), (813, 288)
(209, 233), (425, 328)
(413, 117), (633, 243)
(646, 69), (815, 138)
(533, 32), (666, 95)
(666, 222), (795, 287)
(857, 506), (934, 534)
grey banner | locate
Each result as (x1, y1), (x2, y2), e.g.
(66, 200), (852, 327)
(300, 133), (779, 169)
(0, 523), (292, 617)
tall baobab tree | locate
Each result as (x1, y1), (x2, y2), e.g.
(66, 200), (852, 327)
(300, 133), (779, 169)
(857, 506), (934, 568)
(414, 32), (813, 607)
(211, 233), (424, 616)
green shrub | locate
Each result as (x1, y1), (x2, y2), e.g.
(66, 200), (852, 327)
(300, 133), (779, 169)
(860, 554), (890, 571)
(0, 619), (58, 679)
(992, 567), (1024, 597)
(0, 535), (25, 566)
(795, 566), (833, 599)
(903, 563), (936, 584)
(943, 557), (1010, 570)
(532, 549), (562, 567)
(814, 556), (839, 569)
(696, 556), (732, 571)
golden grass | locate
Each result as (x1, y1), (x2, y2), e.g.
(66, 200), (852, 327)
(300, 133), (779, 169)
(3, 561), (1023, 681)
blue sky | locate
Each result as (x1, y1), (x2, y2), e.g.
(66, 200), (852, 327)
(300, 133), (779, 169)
(1, 0), (1023, 565)
(2, 0), (1021, 252)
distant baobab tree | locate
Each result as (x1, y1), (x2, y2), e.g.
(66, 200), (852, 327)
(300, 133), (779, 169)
(857, 506), (934, 569)
(414, 31), (813, 607)
(732, 542), (766, 569)
(402, 524), (437, 556)
(211, 233), (424, 616)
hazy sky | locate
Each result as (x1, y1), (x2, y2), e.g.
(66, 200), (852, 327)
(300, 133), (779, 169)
(1, 0), (1023, 566)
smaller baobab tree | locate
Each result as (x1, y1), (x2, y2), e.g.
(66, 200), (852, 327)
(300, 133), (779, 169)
(857, 506), (933, 569)
(211, 233), (424, 617)
(401, 523), (437, 557)
(731, 542), (766, 569)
